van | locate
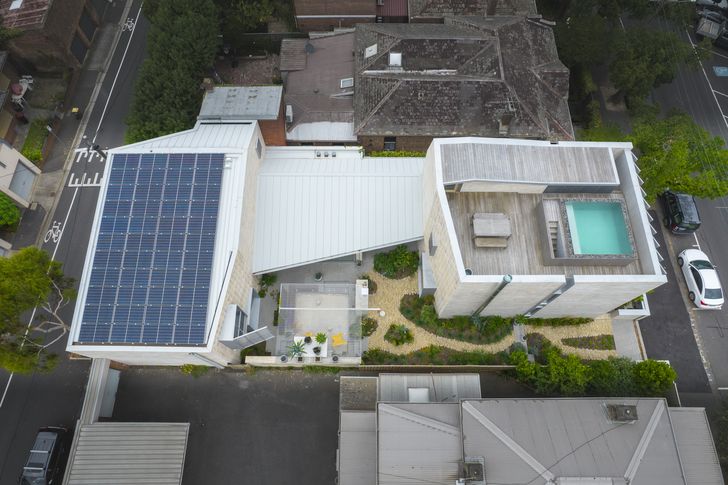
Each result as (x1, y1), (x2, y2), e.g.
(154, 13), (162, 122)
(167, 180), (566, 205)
(660, 191), (701, 234)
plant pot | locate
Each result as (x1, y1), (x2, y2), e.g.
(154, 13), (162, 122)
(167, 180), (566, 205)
(297, 356), (303, 362)
(332, 355), (339, 363)
(280, 355), (287, 363)
(315, 356), (321, 362)
(313, 346), (321, 355)
(304, 336), (312, 344)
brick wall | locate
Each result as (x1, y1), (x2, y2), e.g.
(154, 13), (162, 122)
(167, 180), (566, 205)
(258, 101), (287, 146)
(296, 17), (374, 32)
(359, 135), (434, 153)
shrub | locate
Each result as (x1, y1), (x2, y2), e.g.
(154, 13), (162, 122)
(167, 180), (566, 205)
(399, 294), (513, 345)
(518, 316), (593, 327)
(368, 150), (426, 157)
(383, 324), (414, 346)
(360, 274), (377, 295)
(0, 193), (20, 228)
(362, 345), (510, 365)
(632, 359), (677, 396)
(180, 364), (211, 377)
(361, 317), (378, 337)
(510, 343), (591, 396)
(315, 332), (327, 344)
(374, 245), (419, 279)
(561, 334), (616, 350)
(587, 357), (637, 396)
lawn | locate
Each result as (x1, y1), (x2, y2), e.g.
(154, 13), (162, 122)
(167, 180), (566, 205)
(21, 119), (49, 166)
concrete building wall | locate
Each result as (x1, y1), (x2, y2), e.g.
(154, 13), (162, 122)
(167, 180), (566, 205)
(0, 142), (39, 207)
(296, 16), (374, 32)
(259, 101), (287, 146)
(359, 135), (433, 153)
(68, 349), (213, 366)
(482, 278), (564, 317)
(534, 276), (664, 318)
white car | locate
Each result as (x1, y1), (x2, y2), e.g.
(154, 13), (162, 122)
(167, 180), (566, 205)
(678, 249), (724, 309)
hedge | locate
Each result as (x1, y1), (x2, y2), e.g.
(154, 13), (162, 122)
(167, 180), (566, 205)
(368, 150), (426, 157)
(373, 245), (419, 279)
(362, 345), (513, 365)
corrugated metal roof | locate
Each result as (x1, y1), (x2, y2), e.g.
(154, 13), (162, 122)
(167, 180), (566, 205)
(669, 408), (725, 485)
(112, 122), (256, 154)
(439, 139), (621, 186)
(377, 403), (462, 485)
(198, 86), (282, 121)
(252, 151), (424, 273)
(65, 422), (189, 485)
(339, 411), (377, 485)
(378, 373), (481, 402)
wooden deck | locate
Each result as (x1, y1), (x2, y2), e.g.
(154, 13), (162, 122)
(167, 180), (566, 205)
(446, 192), (645, 276)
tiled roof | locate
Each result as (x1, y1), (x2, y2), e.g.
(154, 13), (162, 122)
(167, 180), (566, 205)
(0, 0), (50, 30)
(353, 17), (574, 140)
(279, 39), (308, 72)
(408, 0), (536, 19)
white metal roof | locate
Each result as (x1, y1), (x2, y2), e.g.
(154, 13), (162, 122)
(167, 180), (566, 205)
(339, 411), (377, 485)
(668, 408), (725, 485)
(378, 373), (481, 402)
(65, 422), (189, 485)
(198, 86), (283, 121)
(286, 121), (357, 142)
(112, 121), (256, 153)
(252, 149), (424, 273)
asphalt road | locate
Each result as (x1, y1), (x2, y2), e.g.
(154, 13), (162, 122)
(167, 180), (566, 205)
(0, 1), (148, 482)
(647, 15), (728, 396)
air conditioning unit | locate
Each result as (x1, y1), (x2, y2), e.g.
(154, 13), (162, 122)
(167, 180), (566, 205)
(606, 404), (638, 422)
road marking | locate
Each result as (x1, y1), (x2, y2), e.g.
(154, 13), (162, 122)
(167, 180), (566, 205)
(68, 172), (103, 188)
(92, 2), (143, 143)
(686, 30), (728, 131)
(715, 90), (728, 99)
(712, 49), (728, 61)
(693, 233), (702, 251)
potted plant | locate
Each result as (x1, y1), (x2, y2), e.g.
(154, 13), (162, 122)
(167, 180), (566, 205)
(315, 332), (327, 344)
(288, 340), (306, 362)
(304, 335), (312, 344)
(313, 346), (322, 355)
(314, 272), (323, 281)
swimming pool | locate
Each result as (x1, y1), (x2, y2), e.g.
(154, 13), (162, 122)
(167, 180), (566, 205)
(565, 201), (632, 255)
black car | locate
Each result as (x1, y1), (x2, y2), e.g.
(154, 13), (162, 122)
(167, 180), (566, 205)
(661, 191), (701, 234)
(19, 427), (69, 485)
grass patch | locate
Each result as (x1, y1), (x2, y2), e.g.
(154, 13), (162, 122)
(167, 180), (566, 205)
(21, 119), (49, 165)
(302, 365), (341, 374)
(384, 324), (414, 346)
(180, 364), (211, 378)
(400, 294), (513, 344)
(562, 334), (615, 350)
(362, 345), (513, 365)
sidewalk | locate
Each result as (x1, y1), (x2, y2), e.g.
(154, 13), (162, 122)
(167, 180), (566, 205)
(10, 1), (129, 249)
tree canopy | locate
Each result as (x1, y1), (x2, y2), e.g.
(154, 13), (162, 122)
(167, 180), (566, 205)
(629, 112), (728, 202)
(0, 247), (74, 373)
(126, 0), (219, 143)
(0, 192), (20, 228)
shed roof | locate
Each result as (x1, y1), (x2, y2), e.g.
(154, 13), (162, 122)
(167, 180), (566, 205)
(198, 86), (282, 121)
(65, 422), (189, 485)
(668, 408), (725, 485)
(378, 373), (481, 402)
(252, 148), (423, 273)
(353, 17), (573, 140)
(340, 411), (377, 485)
(0, 0), (50, 30)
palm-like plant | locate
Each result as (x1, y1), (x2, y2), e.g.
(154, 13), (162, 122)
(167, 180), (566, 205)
(288, 340), (306, 358)
(315, 332), (327, 344)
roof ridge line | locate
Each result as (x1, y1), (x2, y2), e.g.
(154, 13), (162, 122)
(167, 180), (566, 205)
(354, 79), (402, 134)
(379, 403), (460, 436)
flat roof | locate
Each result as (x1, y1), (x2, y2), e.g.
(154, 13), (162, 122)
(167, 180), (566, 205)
(198, 86), (282, 121)
(252, 148), (424, 273)
(65, 422), (189, 485)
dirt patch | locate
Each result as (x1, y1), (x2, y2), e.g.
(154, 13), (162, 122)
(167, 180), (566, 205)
(27, 77), (67, 111)
(215, 55), (280, 85)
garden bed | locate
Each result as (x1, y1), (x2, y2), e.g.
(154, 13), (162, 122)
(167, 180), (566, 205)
(562, 334), (615, 350)
(362, 345), (513, 365)
(21, 119), (50, 166)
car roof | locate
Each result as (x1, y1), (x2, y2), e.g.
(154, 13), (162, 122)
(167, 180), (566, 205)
(674, 193), (701, 222)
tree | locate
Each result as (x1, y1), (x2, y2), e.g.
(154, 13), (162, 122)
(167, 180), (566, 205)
(126, 0), (219, 143)
(555, 15), (613, 69)
(215, 0), (274, 33)
(610, 28), (696, 100)
(629, 112), (728, 202)
(587, 357), (637, 396)
(0, 247), (75, 373)
(0, 192), (20, 227)
(632, 359), (677, 396)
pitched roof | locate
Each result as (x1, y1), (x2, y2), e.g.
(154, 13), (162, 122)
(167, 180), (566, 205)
(353, 17), (574, 140)
(0, 0), (50, 30)
(408, 0), (537, 19)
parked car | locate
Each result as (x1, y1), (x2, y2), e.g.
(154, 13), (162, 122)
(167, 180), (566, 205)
(660, 191), (701, 234)
(19, 427), (69, 485)
(678, 249), (724, 309)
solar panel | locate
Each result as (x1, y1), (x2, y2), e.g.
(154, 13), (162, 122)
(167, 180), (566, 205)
(78, 153), (225, 345)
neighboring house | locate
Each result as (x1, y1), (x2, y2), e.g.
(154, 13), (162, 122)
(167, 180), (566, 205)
(354, 17), (574, 152)
(408, 0), (537, 22)
(422, 137), (666, 319)
(338, 376), (725, 485)
(66, 126), (663, 365)
(0, 0), (100, 72)
(292, 0), (377, 32)
(0, 51), (20, 144)
(280, 32), (358, 145)
(0, 139), (39, 207)
(198, 86), (286, 146)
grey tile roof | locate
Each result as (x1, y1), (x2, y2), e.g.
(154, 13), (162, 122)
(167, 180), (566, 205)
(353, 17), (574, 140)
(279, 39), (308, 72)
(408, 0), (537, 19)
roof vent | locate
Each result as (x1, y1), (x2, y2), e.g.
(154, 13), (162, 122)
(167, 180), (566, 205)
(285, 104), (293, 123)
(460, 457), (485, 485)
(365, 44), (378, 58)
(316, 151), (322, 157)
(389, 52), (402, 68)
(606, 404), (638, 422)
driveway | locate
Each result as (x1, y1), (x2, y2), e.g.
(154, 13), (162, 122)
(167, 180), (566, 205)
(638, 211), (711, 395)
(112, 368), (341, 485)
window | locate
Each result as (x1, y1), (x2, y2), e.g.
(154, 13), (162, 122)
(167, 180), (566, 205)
(383, 136), (396, 151)
(234, 306), (248, 337)
(340, 78), (354, 89)
(690, 267), (703, 293)
(9, 0), (23, 10)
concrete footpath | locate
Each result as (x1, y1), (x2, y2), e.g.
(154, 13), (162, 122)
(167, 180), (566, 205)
(11, 0), (132, 249)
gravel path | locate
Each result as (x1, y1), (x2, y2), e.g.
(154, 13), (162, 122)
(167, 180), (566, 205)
(365, 272), (618, 359)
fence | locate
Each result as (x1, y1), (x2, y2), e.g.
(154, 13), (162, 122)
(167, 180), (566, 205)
(225, 32), (308, 56)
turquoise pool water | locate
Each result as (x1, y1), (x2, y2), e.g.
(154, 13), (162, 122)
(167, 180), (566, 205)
(565, 201), (632, 255)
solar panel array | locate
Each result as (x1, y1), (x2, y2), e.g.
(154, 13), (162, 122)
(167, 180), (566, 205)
(78, 153), (225, 345)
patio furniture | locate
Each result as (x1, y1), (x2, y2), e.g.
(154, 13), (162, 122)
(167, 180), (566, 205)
(294, 335), (328, 357)
(331, 332), (347, 347)
(473, 213), (511, 249)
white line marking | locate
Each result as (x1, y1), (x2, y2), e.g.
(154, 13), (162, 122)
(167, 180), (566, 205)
(686, 30), (728, 131)
(92, 2), (143, 143)
(715, 90), (728, 99)
(693, 232), (702, 251)
(711, 49), (728, 61)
